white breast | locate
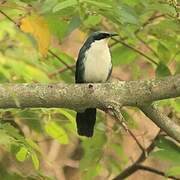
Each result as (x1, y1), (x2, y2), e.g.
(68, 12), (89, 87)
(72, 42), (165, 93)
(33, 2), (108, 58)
(84, 39), (112, 83)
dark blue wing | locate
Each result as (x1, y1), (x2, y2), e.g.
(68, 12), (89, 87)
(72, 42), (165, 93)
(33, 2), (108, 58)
(75, 38), (93, 83)
(75, 48), (85, 83)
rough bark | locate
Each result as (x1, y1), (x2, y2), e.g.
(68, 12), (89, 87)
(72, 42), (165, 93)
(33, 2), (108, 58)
(0, 74), (179, 141)
(0, 74), (179, 109)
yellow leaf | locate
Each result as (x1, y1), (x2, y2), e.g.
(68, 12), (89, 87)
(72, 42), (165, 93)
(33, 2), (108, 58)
(20, 14), (51, 57)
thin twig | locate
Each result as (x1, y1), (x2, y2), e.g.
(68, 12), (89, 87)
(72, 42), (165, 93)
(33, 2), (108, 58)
(0, 9), (17, 25)
(137, 165), (180, 180)
(110, 14), (164, 48)
(48, 50), (75, 73)
(35, 138), (53, 143)
(119, 120), (145, 153)
(0, 10), (74, 73)
(112, 37), (159, 66)
(113, 130), (161, 180)
(48, 64), (75, 78)
(110, 107), (145, 153)
(170, 51), (180, 62)
(135, 14), (164, 35)
(136, 35), (160, 59)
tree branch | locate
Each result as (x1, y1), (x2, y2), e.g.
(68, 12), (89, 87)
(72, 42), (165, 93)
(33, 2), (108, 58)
(113, 109), (180, 179)
(140, 104), (180, 143)
(0, 74), (179, 109)
(0, 74), (179, 141)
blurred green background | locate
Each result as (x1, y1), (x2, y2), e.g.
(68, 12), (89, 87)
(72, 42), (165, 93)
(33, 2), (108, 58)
(0, 0), (179, 180)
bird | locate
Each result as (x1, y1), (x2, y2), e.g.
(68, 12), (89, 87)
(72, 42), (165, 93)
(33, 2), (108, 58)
(75, 31), (118, 137)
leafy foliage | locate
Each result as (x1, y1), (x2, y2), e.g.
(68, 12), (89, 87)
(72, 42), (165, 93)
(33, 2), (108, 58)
(151, 136), (180, 176)
(0, 0), (179, 179)
(20, 14), (51, 57)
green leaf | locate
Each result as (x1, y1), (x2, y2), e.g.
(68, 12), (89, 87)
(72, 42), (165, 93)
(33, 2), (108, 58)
(156, 137), (180, 153)
(53, 0), (77, 12)
(10, 144), (20, 155)
(175, 53), (180, 62)
(54, 50), (75, 64)
(166, 166), (180, 176)
(40, 0), (58, 13)
(148, 19), (179, 41)
(111, 143), (124, 156)
(111, 143), (128, 166)
(80, 131), (106, 176)
(57, 109), (76, 131)
(112, 44), (137, 66)
(152, 150), (180, 165)
(45, 121), (69, 144)
(0, 65), (11, 80)
(108, 157), (122, 174)
(2, 56), (50, 83)
(175, 58), (180, 74)
(0, 21), (16, 40)
(170, 98), (180, 112)
(121, 0), (141, 6)
(0, 130), (14, 147)
(82, 164), (101, 180)
(157, 42), (171, 62)
(66, 16), (81, 35)
(118, 5), (139, 24)
(16, 147), (28, 162)
(17, 109), (42, 132)
(31, 153), (40, 170)
(151, 137), (180, 165)
(85, 0), (112, 9)
(121, 109), (138, 128)
(1, 123), (23, 140)
(83, 15), (102, 27)
(155, 63), (171, 77)
(45, 15), (68, 40)
(148, 3), (176, 15)
(26, 138), (42, 154)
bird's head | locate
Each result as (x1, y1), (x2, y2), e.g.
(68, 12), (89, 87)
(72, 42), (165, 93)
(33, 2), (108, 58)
(82, 31), (118, 51)
(90, 31), (118, 41)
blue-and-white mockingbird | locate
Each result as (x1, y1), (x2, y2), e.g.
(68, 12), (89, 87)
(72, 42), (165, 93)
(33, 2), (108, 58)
(75, 31), (118, 137)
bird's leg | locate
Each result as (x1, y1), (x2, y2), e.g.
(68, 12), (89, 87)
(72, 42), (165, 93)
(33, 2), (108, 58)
(104, 102), (129, 134)
(103, 101), (122, 115)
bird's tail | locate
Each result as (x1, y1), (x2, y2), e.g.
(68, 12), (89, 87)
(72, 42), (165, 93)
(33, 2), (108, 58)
(76, 108), (96, 137)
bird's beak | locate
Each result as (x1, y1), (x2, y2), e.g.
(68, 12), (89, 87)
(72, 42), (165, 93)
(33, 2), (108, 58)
(110, 32), (118, 37)
(106, 33), (118, 43)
